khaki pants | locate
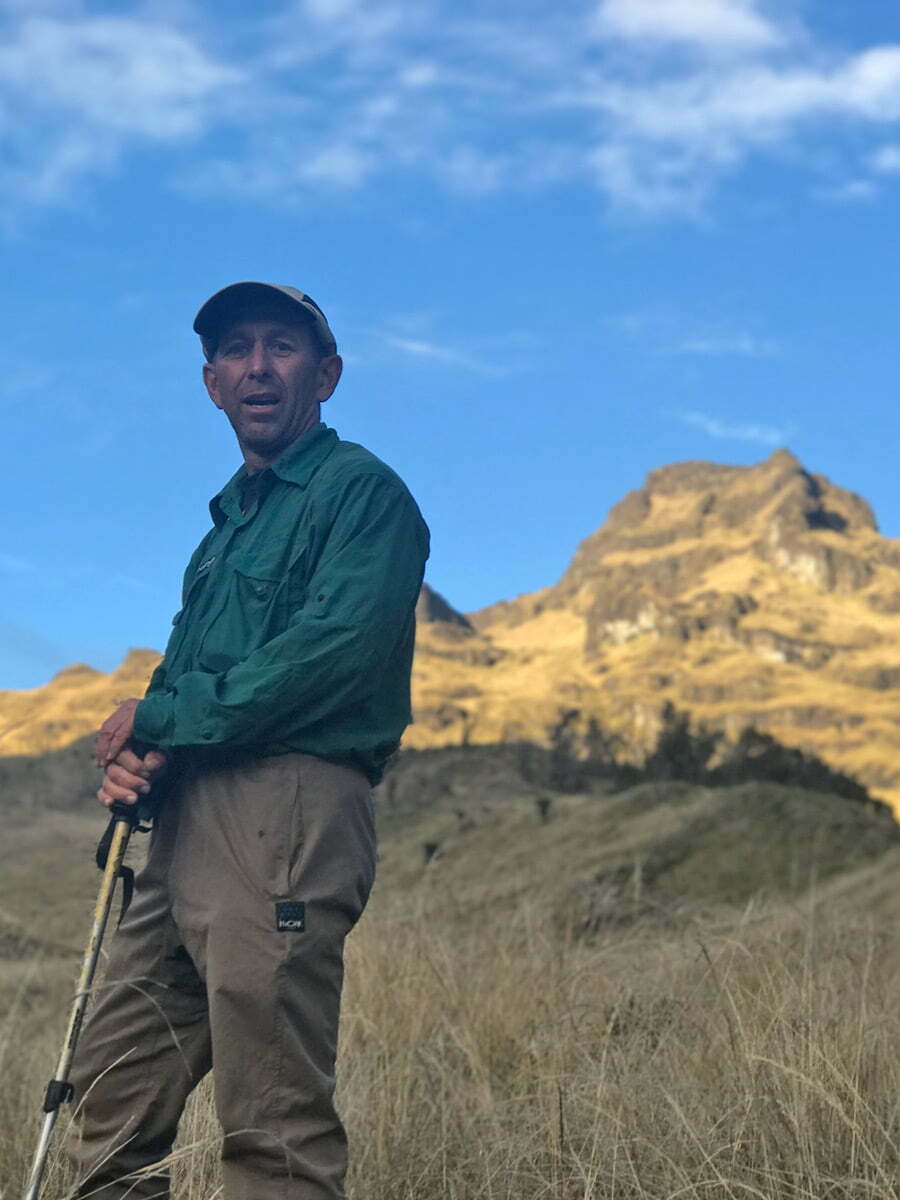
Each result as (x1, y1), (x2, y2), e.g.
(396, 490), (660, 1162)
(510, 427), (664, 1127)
(69, 752), (376, 1200)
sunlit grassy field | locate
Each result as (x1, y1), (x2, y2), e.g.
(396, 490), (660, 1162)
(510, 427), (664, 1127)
(3, 760), (899, 1199)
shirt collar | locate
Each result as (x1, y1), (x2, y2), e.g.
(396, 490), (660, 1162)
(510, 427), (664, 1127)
(210, 422), (339, 527)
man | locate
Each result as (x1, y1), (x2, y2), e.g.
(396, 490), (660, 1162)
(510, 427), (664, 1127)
(71, 281), (430, 1200)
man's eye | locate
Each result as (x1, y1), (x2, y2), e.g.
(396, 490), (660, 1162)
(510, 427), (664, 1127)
(221, 343), (248, 357)
(273, 341), (295, 354)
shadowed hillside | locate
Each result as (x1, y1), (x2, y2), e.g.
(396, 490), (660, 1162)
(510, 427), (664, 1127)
(2, 740), (899, 1199)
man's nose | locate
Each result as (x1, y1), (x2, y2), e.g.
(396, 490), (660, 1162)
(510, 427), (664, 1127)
(247, 342), (273, 376)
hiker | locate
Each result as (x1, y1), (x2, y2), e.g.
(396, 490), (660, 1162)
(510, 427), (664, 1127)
(70, 282), (430, 1199)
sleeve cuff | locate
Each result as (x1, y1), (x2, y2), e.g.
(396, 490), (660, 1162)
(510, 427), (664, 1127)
(133, 690), (175, 748)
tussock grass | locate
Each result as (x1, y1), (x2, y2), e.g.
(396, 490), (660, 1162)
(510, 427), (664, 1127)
(4, 891), (899, 1200)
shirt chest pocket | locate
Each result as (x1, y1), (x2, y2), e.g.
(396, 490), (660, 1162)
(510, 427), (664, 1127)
(196, 568), (289, 673)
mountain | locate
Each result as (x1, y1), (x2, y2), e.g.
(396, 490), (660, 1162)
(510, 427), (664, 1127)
(411, 449), (900, 810)
(0, 650), (160, 757)
(4, 449), (900, 809)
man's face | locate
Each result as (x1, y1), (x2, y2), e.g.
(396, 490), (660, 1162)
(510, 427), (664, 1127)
(203, 315), (342, 470)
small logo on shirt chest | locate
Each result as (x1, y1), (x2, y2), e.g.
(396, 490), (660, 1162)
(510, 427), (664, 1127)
(275, 901), (306, 932)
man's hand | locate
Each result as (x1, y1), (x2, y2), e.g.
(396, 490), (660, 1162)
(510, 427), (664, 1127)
(95, 699), (141, 768)
(97, 747), (169, 809)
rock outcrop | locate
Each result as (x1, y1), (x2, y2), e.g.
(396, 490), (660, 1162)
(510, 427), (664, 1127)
(412, 448), (900, 811)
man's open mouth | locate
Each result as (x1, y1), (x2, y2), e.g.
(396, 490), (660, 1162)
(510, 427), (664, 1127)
(243, 393), (280, 408)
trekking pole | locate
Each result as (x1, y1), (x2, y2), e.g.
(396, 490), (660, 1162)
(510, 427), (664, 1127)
(23, 801), (141, 1200)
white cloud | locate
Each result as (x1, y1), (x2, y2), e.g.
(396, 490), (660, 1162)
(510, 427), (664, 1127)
(589, 142), (709, 217)
(676, 409), (789, 445)
(871, 143), (900, 173)
(0, 552), (35, 575)
(0, 366), (55, 396)
(379, 333), (510, 376)
(0, 17), (239, 137)
(437, 146), (509, 194)
(612, 311), (779, 357)
(0, 10), (240, 210)
(591, 0), (780, 52)
(568, 42), (900, 213)
(580, 56), (900, 150)
(299, 144), (376, 188)
(2, 2), (900, 221)
(817, 178), (877, 204)
(673, 333), (778, 357)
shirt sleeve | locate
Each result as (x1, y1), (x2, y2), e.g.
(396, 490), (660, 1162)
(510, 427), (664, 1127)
(133, 474), (429, 750)
(143, 662), (168, 696)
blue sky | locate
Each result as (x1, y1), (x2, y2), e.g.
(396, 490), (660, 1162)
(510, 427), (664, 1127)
(3, 0), (900, 689)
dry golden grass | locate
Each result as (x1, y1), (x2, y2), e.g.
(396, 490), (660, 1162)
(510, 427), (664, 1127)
(4, 886), (899, 1200)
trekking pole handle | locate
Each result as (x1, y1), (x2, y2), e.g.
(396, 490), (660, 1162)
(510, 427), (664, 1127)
(109, 799), (143, 823)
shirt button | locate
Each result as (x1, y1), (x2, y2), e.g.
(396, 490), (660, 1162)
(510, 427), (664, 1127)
(201, 730), (212, 740)
(253, 584), (268, 598)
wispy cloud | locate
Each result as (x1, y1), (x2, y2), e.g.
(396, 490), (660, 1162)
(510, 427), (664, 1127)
(0, 8), (240, 212)
(870, 143), (900, 173)
(591, 0), (781, 52)
(675, 408), (790, 446)
(376, 331), (528, 377)
(816, 178), (878, 204)
(2, 1), (900, 219)
(0, 366), (55, 396)
(673, 332), (778, 357)
(611, 310), (779, 358)
(0, 552), (35, 576)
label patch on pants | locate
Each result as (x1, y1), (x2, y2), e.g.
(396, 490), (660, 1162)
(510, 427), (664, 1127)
(275, 901), (306, 932)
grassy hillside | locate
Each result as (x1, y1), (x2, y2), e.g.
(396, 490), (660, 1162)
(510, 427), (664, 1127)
(2, 748), (899, 1198)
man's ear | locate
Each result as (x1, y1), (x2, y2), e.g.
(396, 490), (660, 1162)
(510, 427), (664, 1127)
(203, 362), (224, 411)
(316, 354), (343, 405)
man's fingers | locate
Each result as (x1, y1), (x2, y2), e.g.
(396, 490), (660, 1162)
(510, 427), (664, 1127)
(96, 722), (126, 767)
(94, 732), (111, 768)
(101, 775), (141, 801)
(98, 719), (133, 768)
(95, 699), (140, 767)
(106, 763), (151, 794)
(113, 748), (149, 777)
(143, 750), (169, 774)
(96, 782), (139, 808)
(98, 732), (128, 768)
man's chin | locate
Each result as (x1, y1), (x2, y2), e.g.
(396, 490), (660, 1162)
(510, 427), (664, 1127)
(238, 430), (286, 463)
(240, 425), (283, 451)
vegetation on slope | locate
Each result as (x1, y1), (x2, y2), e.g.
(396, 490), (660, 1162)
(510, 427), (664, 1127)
(1, 741), (898, 1198)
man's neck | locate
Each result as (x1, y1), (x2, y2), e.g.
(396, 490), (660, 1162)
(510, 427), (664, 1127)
(240, 419), (321, 476)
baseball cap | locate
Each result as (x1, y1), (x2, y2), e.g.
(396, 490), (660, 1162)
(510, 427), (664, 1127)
(193, 281), (338, 358)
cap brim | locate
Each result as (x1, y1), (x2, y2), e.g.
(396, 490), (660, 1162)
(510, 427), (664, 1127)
(193, 281), (337, 354)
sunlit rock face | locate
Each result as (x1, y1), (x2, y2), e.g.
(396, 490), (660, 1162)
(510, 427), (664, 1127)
(414, 448), (900, 812)
(6, 450), (900, 811)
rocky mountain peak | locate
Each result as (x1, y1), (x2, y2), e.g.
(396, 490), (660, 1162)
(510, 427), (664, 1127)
(560, 448), (877, 596)
(51, 662), (101, 684)
(111, 648), (164, 681)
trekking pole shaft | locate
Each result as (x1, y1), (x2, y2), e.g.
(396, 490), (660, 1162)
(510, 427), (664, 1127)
(22, 813), (135, 1200)
(22, 1114), (58, 1200)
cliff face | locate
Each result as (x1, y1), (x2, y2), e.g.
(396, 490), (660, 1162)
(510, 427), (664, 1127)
(413, 450), (900, 811)
(5, 450), (900, 809)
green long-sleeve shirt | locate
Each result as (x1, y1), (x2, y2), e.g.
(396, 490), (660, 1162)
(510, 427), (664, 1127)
(133, 423), (430, 784)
